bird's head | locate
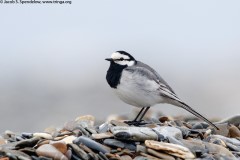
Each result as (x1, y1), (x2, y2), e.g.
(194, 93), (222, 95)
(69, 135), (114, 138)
(105, 51), (136, 66)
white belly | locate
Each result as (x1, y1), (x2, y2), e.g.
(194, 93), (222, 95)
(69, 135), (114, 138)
(114, 71), (164, 107)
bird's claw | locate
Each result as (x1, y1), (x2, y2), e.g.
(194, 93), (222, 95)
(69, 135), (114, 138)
(124, 120), (147, 126)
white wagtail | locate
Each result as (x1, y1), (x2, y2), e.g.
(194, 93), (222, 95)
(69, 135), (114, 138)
(105, 51), (219, 130)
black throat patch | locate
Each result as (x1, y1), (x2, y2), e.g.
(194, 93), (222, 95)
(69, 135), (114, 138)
(106, 62), (127, 88)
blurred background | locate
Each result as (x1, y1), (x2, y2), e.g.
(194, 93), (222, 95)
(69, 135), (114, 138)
(0, 1), (240, 132)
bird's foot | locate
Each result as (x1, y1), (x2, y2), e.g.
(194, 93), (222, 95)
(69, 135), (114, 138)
(124, 120), (147, 126)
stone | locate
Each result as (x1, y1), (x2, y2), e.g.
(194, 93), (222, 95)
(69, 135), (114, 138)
(65, 149), (72, 159)
(59, 135), (77, 144)
(33, 133), (53, 140)
(147, 148), (175, 160)
(98, 152), (109, 160)
(84, 127), (97, 134)
(211, 135), (240, 146)
(205, 136), (226, 147)
(18, 147), (36, 155)
(120, 155), (133, 160)
(3, 130), (15, 139)
(179, 138), (206, 156)
(136, 145), (147, 153)
(15, 137), (41, 149)
(36, 144), (68, 160)
(133, 156), (152, 160)
(0, 149), (32, 160)
(44, 127), (58, 136)
(159, 116), (172, 123)
(139, 152), (159, 160)
(192, 123), (204, 129)
(111, 126), (158, 141)
(21, 133), (33, 139)
(176, 127), (191, 138)
(145, 140), (195, 159)
(153, 126), (183, 140)
(91, 132), (113, 139)
(226, 142), (240, 152)
(174, 119), (187, 127)
(63, 120), (77, 131)
(68, 143), (89, 160)
(228, 125), (240, 138)
(167, 136), (184, 146)
(73, 136), (110, 154)
(0, 136), (6, 145)
(75, 115), (95, 128)
(103, 139), (124, 148)
(103, 139), (136, 150)
(214, 123), (229, 137)
(49, 141), (67, 154)
(204, 141), (236, 159)
(97, 122), (110, 133)
(203, 129), (212, 138)
(32, 156), (53, 160)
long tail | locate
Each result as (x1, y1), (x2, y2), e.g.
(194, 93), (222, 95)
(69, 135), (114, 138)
(159, 85), (219, 130)
(178, 101), (219, 130)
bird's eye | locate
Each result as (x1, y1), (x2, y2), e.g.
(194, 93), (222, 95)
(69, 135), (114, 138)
(120, 57), (124, 61)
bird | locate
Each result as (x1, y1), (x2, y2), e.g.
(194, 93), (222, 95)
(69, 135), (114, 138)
(105, 51), (219, 130)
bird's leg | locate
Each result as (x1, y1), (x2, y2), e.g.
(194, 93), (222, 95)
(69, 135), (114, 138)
(133, 107), (145, 121)
(125, 107), (150, 126)
(137, 106), (150, 122)
(124, 107), (145, 125)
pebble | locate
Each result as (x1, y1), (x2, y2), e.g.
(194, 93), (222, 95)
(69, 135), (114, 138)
(211, 135), (240, 146)
(133, 156), (151, 160)
(159, 116), (172, 123)
(33, 133), (53, 140)
(49, 141), (67, 154)
(229, 124), (240, 138)
(215, 123), (229, 137)
(1, 114), (240, 160)
(59, 135), (77, 144)
(180, 138), (206, 153)
(36, 144), (68, 160)
(15, 137), (41, 149)
(75, 115), (95, 128)
(68, 143), (89, 160)
(0, 149), (31, 160)
(73, 136), (110, 154)
(111, 126), (158, 141)
(204, 141), (236, 159)
(44, 127), (58, 136)
(91, 132), (113, 139)
(153, 126), (183, 139)
(97, 122), (110, 133)
(120, 155), (133, 160)
(0, 137), (6, 145)
(147, 148), (175, 160)
(103, 139), (136, 150)
(145, 140), (195, 159)
(21, 133), (33, 139)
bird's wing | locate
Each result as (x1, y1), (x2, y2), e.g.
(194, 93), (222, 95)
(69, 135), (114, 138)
(125, 61), (180, 101)
(131, 61), (177, 93)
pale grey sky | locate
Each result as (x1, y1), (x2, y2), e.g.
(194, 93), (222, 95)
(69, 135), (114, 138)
(0, 0), (240, 132)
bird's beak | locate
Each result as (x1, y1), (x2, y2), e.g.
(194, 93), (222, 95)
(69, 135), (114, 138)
(105, 58), (112, 61)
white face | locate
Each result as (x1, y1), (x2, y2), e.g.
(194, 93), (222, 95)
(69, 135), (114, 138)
(111, 52), (135, 66)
